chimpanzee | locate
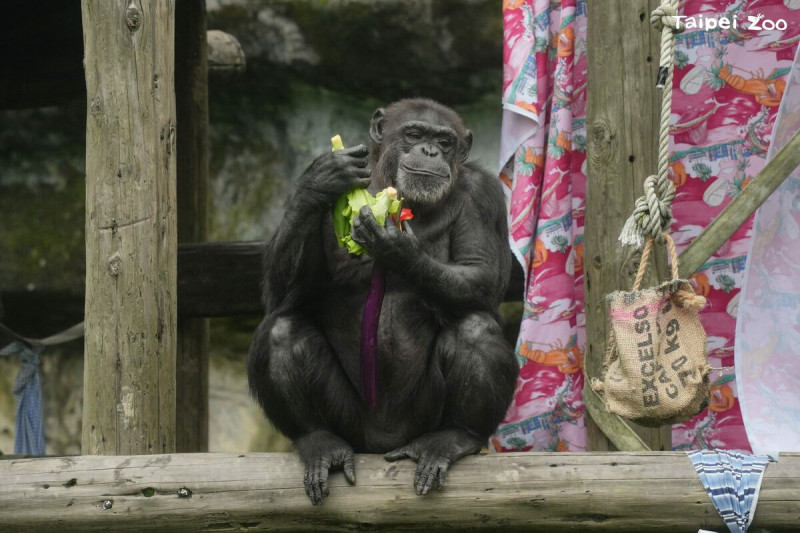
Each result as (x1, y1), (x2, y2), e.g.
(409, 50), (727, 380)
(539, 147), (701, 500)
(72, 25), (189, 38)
(248, 98), (518, 505)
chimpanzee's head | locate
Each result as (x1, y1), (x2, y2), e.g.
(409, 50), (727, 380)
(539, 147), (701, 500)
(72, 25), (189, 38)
(369, 99), (473, 209)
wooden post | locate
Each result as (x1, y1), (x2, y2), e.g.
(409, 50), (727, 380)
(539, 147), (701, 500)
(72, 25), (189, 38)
(81, 0), (177, 455)
(584, 0), (671, 451)
(175, 0), (210, 453)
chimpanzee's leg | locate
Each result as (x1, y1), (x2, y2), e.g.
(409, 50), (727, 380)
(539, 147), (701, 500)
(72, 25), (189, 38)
(384, 312), (518, 495)
(247, 313), (363, 505)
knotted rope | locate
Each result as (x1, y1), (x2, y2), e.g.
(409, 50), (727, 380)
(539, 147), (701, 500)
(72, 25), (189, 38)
(619, 0), (684, 248)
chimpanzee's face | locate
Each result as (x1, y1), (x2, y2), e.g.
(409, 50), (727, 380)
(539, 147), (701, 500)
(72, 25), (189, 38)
(392, 120), (459, 207)
(370, 101), (472, 209)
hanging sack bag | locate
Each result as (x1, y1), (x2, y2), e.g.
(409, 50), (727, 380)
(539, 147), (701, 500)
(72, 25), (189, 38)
(592, 233), (711, 426)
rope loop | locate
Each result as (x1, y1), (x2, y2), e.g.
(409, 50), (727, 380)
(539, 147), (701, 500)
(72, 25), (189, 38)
(619, 0), (680, 248)
(619, 174), (676, 247)
(650, 3), (685, 33)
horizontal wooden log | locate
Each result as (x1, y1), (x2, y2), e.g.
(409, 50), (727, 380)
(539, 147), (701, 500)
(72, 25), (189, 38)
(3, 241), (525, 328)
(176, 241), (526, 317)
(1, 452), (798, 532)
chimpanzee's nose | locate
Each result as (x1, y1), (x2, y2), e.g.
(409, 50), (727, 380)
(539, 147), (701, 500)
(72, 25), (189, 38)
(421, 144), (439, 157)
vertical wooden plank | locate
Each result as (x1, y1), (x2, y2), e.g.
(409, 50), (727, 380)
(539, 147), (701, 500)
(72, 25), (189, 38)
(81, 0), (177, 455)
(175, 0), (210, 452)
(584, 0), (671, 451)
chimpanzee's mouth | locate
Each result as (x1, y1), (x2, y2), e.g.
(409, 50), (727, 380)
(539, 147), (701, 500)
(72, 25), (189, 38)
(401, 165), (448, 179)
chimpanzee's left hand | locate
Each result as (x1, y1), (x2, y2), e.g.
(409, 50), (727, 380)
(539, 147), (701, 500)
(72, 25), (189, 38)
(351, 205), (420, 264)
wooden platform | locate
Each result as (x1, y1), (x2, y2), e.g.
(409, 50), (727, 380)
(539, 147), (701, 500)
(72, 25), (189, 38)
(1, 451), (798, 532)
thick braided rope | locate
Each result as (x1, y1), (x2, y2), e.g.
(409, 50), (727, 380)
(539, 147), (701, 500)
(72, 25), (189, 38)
(618, 0), (683, 248)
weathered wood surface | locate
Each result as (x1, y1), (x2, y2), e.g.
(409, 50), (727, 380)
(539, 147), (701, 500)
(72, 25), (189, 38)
(679, 127), (800, 277)
(585, 0), (671, 451)
(81, 0), (177, 455)
(1, 452), (798, 532)
(176, 0), (210, 453)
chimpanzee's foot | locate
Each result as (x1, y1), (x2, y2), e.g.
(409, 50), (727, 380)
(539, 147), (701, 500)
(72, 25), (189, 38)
(384, 428), (483, 495)
(294, 430), (356, 505)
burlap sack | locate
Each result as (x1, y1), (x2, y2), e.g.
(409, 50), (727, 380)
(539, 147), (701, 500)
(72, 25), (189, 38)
(592, 234), (711, 427)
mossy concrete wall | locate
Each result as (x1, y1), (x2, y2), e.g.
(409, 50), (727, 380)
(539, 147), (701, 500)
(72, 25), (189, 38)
(0, 0), (503, 455)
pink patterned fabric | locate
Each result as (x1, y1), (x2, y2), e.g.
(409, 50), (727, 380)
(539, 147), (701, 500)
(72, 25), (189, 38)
(669, 0), (798, 451)
(493, 0), (588, 452)
(494, 0), (799, 453)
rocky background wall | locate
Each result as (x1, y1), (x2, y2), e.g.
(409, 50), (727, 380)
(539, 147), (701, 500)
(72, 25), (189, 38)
(0, 0), (513, 455)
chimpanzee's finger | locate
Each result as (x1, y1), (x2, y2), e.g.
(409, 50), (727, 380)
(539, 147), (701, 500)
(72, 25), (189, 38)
(343, 450), (356, 485)
(420, 465), (440, 495)
(415, 459), (434, 495)
(319, 464), (330, 498)
(340, 144), (369, 158)
(345, 155), (369, 168)
(354, 206), (382, 234)
(384, 446), (410, 461)
(352, 178), (372, 189)
(347, 167), (371, 180)
(437, 462), (449, 488)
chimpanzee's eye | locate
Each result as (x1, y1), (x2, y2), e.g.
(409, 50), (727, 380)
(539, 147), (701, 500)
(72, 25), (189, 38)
(406, 130), (423, 141)
(439, 138), (453, 149)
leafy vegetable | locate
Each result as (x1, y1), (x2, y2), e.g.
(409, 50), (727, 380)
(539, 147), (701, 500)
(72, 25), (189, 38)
(338, 187), (400, 255)
(329, 134), (401, 256)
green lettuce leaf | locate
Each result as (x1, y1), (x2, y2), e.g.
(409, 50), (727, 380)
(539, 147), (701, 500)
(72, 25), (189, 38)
(329, 134), (400, 256)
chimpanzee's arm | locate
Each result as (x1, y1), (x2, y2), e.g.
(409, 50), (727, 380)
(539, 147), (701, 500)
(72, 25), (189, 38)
(262, 145), (371, 313)
(351, 165), (511, 312)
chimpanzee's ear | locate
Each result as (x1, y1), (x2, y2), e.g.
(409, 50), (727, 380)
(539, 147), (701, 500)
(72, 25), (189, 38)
(370, 108), (386, 145)
(459, 130), (473, 163)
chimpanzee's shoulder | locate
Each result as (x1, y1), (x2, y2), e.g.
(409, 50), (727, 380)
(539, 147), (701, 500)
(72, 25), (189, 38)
(459, 161), (506, 208)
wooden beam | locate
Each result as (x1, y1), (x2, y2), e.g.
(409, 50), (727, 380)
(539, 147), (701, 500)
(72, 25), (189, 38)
(176, 242), (526, 317)
(177, 241), (265, 317)
(1, 242), (524, 327)
(1, 452), (798, 531)
(175, 0), (210, 453)
(583, 387), (648, 451)
(585, 0), (671, 451)
(678, 127), (800, 277)
(81, 0), (177, 455)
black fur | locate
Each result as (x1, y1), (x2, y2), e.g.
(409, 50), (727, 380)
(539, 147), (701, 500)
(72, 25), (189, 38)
(248, 99), (518, 505)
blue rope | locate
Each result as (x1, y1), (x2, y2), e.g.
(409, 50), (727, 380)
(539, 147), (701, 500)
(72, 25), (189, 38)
(0, 341), (45, 456)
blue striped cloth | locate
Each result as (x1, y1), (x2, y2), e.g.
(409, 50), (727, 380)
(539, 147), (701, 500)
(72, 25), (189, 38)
(688, 450), (770, 533)
(0, 341), (45, 456)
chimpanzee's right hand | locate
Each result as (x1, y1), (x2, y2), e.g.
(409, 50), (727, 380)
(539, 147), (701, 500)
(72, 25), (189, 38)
(296, 144), (371, 207)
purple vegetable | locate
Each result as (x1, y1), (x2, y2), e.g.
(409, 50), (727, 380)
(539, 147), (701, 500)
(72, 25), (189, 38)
(360, 264), (386, 410)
